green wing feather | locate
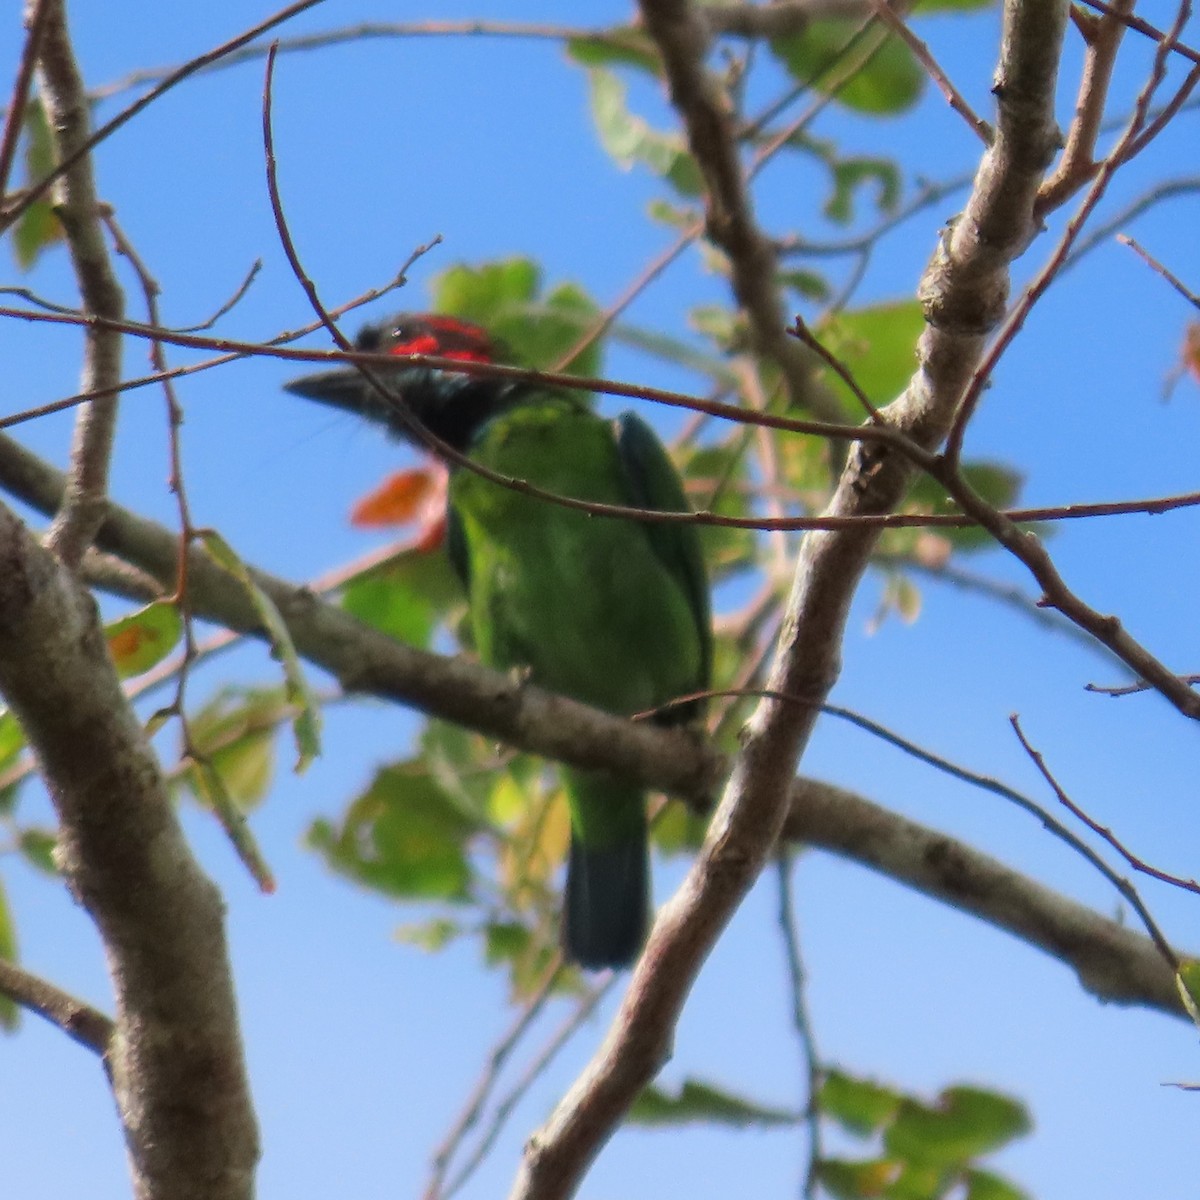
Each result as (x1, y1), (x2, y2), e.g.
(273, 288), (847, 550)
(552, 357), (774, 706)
(613, 413), (712, 714)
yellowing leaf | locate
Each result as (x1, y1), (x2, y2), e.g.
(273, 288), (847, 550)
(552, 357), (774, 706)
(199, 530), (321, 771)
(105, 601), (183, 679)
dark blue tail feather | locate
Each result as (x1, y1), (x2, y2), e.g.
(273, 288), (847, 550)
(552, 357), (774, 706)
(563, 835), (648, 970)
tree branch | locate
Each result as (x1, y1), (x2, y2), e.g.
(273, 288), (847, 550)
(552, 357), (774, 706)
(0, 500), (258, 1200)
(0, 418), (1181, 1026)
(636, 0), (840, 421)
(34, 0), (124, 567)
(0, 957), (114, 1053)
(784, 778), (1180, 1014)
(509, 0), (1070, 1191)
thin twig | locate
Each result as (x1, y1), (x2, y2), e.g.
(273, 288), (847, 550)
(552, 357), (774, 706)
(0, 957), (113, 1053)
(863, 0), (992, 143)
(424, 959), (564, 1200)
(1038, 0), (1134, 210)
(442, 978), (615, 1199)
(775, 855), (824, 1200)
(1012, 716), (1200, 902)
(0, 0), (52, 200)
(1119, 234), (1200, 307)
(947, 0), (1198, 463)
(1, 0), (324, 234)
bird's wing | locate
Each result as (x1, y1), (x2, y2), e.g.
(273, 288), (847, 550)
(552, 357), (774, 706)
(613, 412), (712, 700)
(445, 501), (472, 594)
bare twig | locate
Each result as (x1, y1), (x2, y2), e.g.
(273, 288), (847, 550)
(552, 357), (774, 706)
(637, 0), (836, 420)
(1076, 0), (1200, 67)
(1119, 234), (1200, 306)
(775, 855), (823, 1200)
(1087, 673), (1200, 697)
(0, 956), (113, 1053)
(0, 0), (52, 199)
(425, 959), (564, 1200)
(1060, 176), (1200, 272)
(1012, 716), (1200, 902)
(442, 979), (615, 1199)
(947, 0), (1198, 463)
(863, 0), (992, 143)
(2, 0), (324, 234)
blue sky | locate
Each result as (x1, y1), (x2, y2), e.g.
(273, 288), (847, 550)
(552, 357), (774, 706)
(3, 1), (1200, 1197)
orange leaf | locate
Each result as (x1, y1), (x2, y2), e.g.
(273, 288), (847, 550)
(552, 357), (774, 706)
(351, 468), (440, 528)
(1185, 322), (1200, 384)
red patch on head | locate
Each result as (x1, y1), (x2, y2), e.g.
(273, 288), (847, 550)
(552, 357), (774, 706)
(389, 315), (494, 362)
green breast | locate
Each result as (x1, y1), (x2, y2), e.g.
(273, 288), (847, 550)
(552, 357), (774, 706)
(449, 399), (704, 718)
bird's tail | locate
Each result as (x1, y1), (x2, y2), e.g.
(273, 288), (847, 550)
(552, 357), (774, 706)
(561, 770), (649, 970)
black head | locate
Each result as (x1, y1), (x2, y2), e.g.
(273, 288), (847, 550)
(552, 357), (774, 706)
(283, 313), (516, 451)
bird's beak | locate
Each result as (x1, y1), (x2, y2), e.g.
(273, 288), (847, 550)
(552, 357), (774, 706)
(282, 366), (373, 416)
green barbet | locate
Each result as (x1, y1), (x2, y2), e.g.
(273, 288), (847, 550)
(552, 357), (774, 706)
(285, 314), (711, 969)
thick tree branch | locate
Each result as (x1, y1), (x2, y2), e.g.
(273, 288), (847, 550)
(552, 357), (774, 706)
(510, 0), (1070, 1193)
(0, 416), (1184, 1099)
(636, 0), (839, 421)
(0, 501), (258, 1200)
(33, 0), (124, 567)
(0, 431), (1180, 1024)
(785, 780), (1180, 1015)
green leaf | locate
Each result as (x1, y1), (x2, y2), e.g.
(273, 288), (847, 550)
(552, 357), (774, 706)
(815, 299), (926, 416)
(906, 460), (1023, 551)
(341, 547), (462, 649)
(180, 686), (287, 810)
(105, 600), (183, 679)
(0, 711), (24, 768)
(566, 29), (661, 75)
(431, 260), (604, 375)
(0, 878), (17, 1031)
(779, 268), (833, 304)
(914, 0), (996, 13)
(884, 1158), (950, 1200)
(819, 1070), (904, 1136)
(308, 762), (481, 900)
(646, 197), (699, 229)
(871, 572), (922, 629)
(826, 157), (903, 225)
(12, 100), (64, 269)
(884, 1086), (1031, 1167)
(18, 828), (58, 875)
(433, 258), (539, 321)
(588, 68), (703, 195)
(771, 23), (924, 115)
(199, 530), (321, 771)
(817, 1157), (902, 1198)
(651, 800), (709, 855)
(0, 711), (26, 814)
(629, 1079), (799, 1128)
(396, 917), (462, 952)
(963, 1168), (1032, 1200)
(1176, 959), (1200, 1027)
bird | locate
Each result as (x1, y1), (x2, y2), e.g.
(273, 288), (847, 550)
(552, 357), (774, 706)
(284, 313), (711, 969)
